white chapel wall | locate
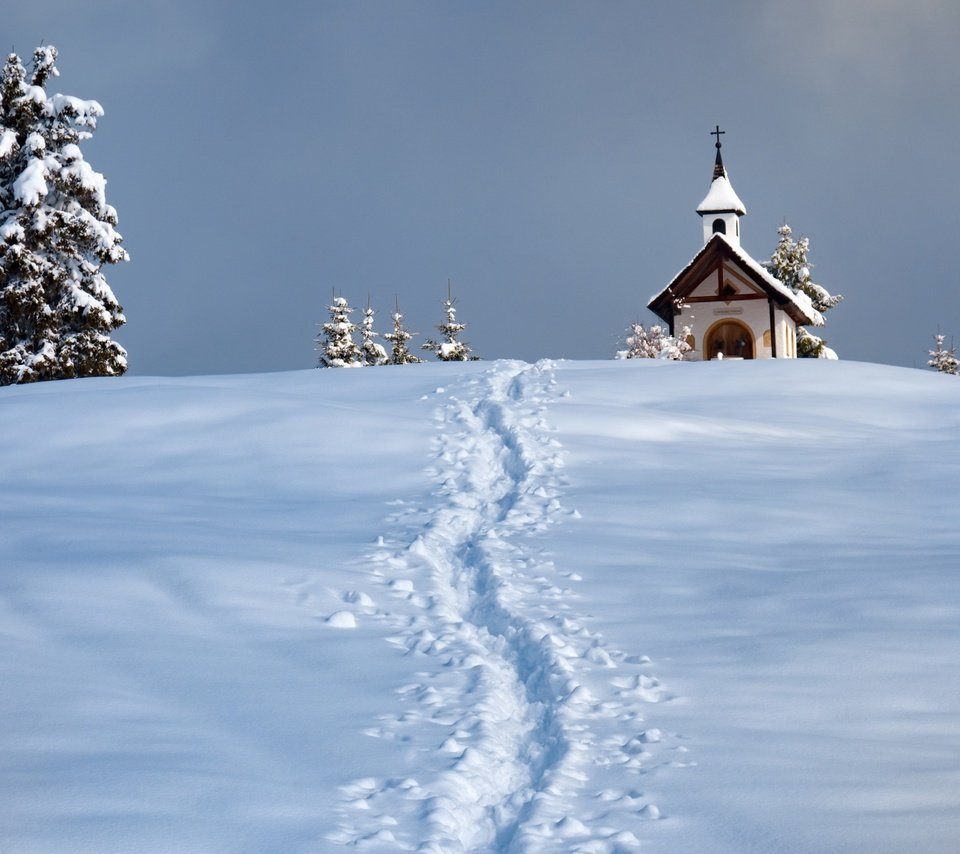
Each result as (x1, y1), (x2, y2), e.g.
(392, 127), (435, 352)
(678, 298), (792, 360)
(701, 212), (741, 247)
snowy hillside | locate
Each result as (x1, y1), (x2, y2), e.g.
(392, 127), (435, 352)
(2, 359), (960, 853)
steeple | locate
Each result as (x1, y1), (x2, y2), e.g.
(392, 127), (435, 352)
(712, 125), (726, 179)
(697, 125), (746, 246)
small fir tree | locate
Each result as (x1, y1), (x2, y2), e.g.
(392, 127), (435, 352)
(422, 283), (478, 361)
(0, 45), (129, 385)
(928, 331), (959, 375)
(768, 224), (841, 359)
(317, 295), (362, 367)
(383, 300), (424, 365)
(359, 299), (388, 366)
(616, 322), (692, 360)
(796, 327), (832, 359)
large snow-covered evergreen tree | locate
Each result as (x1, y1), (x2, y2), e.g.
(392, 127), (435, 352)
(767, 224), (841, 359)
(422, 285), (477, 361)
(383, 301), (424, 365)
(928, 331), (959, 375)
(316, 295), (362, 368)
(0, 46), (128, 385)
(359, 300), (388, 366)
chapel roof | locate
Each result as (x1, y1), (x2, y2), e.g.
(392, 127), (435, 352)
(647, 232), (822, 327)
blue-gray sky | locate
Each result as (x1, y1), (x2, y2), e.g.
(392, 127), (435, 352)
(9, 1), (960, 373)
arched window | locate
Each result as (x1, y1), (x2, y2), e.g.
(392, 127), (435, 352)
(712, 218), (726, 234)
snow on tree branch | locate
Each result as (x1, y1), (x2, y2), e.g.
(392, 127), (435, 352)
(316, 296), (363, 368)
(928, 331), (959, 375)
(422, 287), (478, 361)
(0, 45), (128, 385)
(767, 224), (840, 359)
(383, 302), (424, 365)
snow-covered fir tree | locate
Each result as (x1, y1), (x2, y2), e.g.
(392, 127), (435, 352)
(616, 322), (692, 361)
(359, 299), (388, 366)
(383, 301), (424, 365)
(422, 285), (478, 361)
(767, 224), (841, 359)
(316, 295), (362, 368)
(928, 331), (959, 375)
(0, 46), (129, 385)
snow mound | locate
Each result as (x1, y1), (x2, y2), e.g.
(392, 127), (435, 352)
(326, 610), (357, 628)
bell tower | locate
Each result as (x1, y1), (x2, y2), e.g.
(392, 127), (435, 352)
(696, 126), (746, 247)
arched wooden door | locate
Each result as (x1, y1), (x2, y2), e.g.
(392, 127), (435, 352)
(705, 319), (754, 359)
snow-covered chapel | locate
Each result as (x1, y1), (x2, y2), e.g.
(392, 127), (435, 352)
(647, 128), (820, 360)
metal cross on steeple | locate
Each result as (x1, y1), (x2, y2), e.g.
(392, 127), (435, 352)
(711, 125), (727, 179)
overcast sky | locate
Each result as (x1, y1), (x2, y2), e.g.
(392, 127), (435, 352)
(9, 1), (960, 373)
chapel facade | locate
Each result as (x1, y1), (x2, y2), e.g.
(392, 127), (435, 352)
(647, 129), (820, 360)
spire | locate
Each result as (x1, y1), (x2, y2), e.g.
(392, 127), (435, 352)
(711, 125), (726, 179)
(713, 147), (726, 179)
(697, 125), (745, 245)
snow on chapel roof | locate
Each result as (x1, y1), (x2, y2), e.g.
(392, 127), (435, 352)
(647, 232), (822, 327)
(714, 233), (822, 325)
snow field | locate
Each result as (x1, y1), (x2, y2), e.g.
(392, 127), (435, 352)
(2, 359), (960, 853)
(546, 358), (960, 853)
(0, 369), (450, 853)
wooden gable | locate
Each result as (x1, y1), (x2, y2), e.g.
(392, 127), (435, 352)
(685, 261), (767, 303)
(648, 234), (817, 326)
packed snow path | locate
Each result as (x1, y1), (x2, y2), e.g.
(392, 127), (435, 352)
(333, 361), (683, 852)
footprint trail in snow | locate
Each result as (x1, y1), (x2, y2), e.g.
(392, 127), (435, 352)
(330, 360), (687, 852)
